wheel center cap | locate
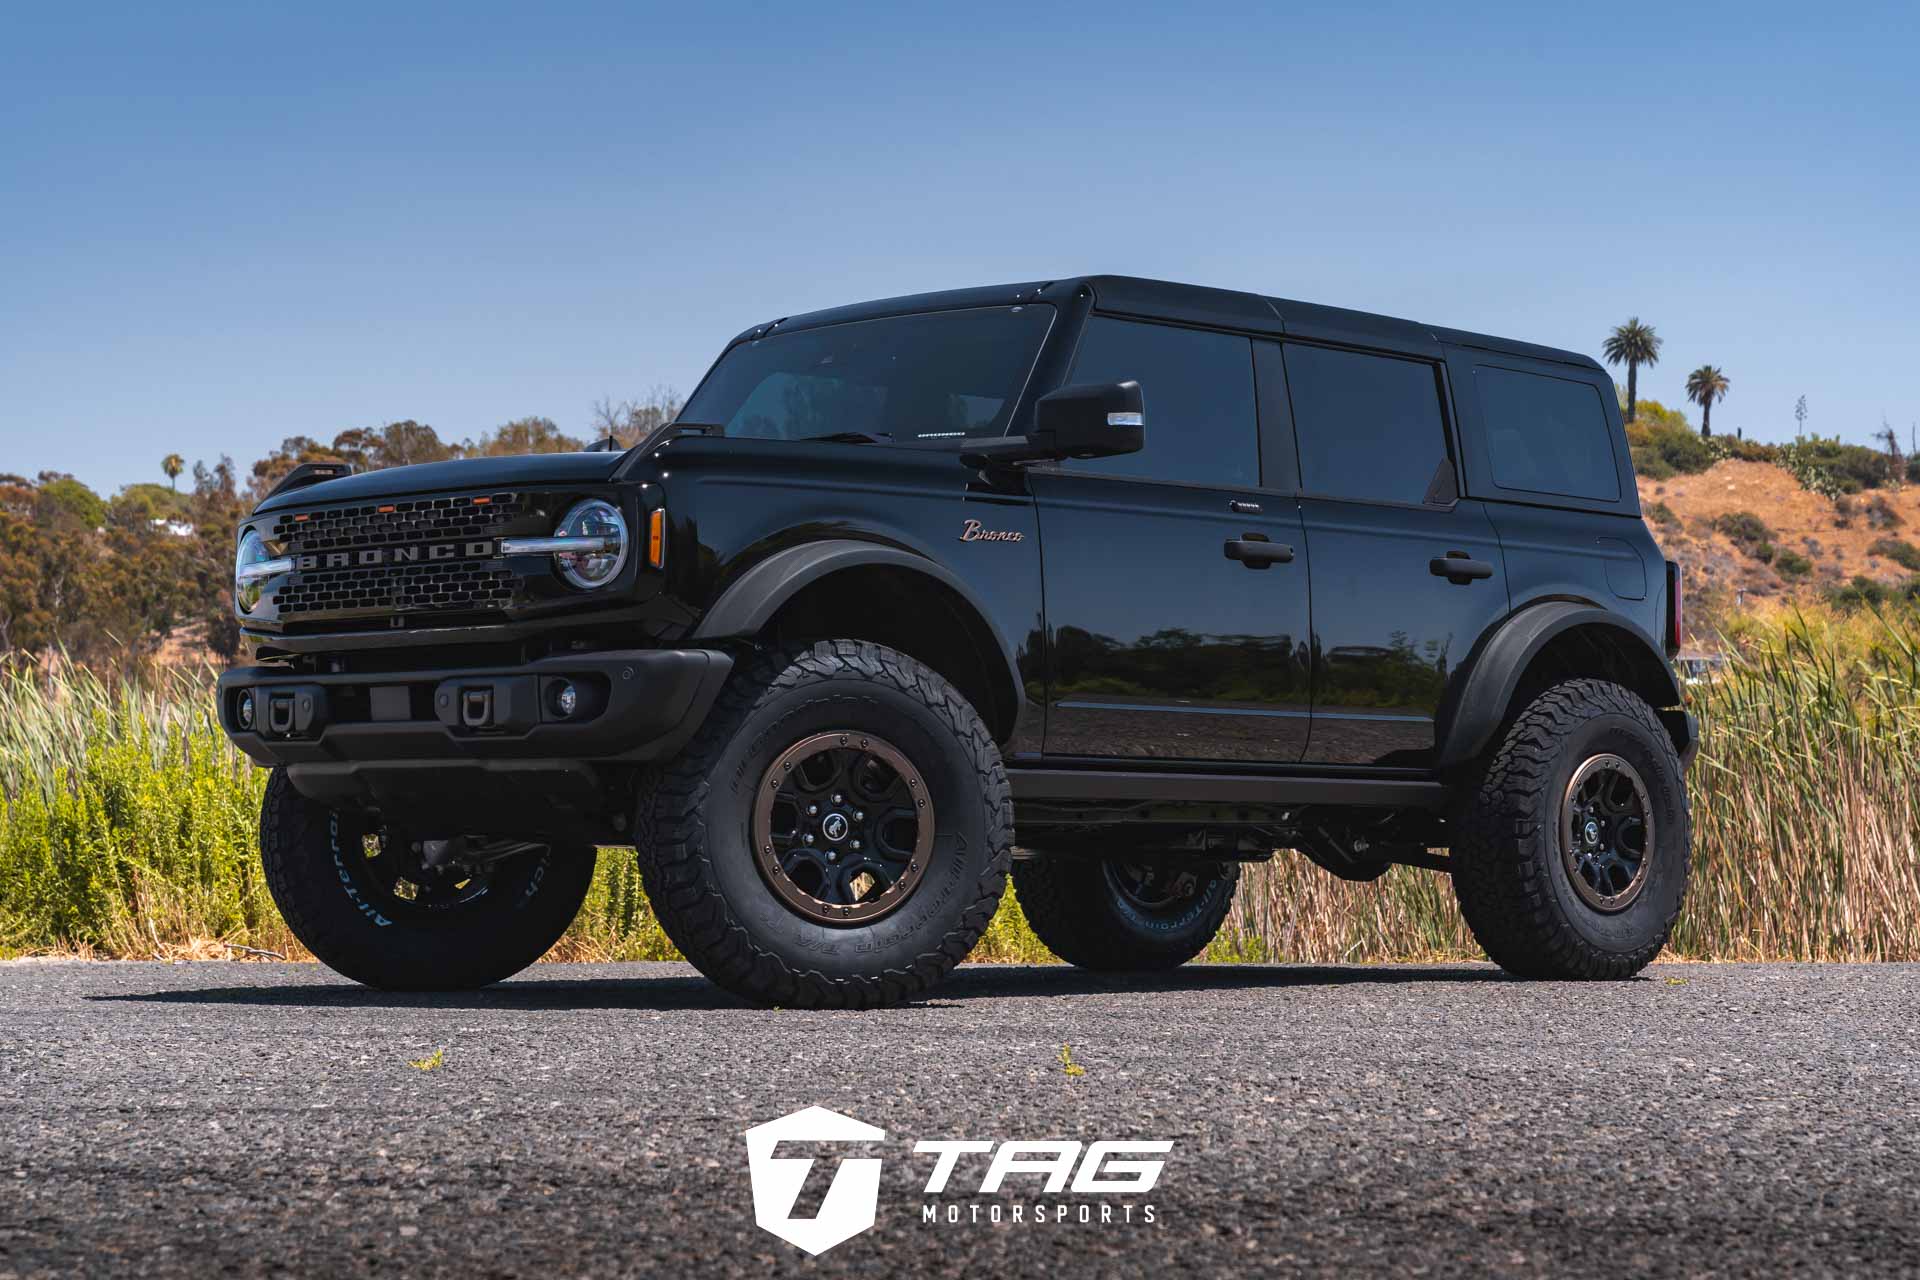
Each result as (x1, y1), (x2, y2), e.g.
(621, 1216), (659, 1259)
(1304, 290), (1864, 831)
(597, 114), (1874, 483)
(1583, 819), (1601, 845)
(821, 812), (851, 843)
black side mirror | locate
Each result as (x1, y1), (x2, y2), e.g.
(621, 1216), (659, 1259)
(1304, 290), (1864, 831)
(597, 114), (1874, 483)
(959, 381), (1145, 467)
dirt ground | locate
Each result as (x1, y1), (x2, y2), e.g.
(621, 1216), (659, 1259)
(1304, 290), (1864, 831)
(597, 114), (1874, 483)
(1640, 459), (1918, 620)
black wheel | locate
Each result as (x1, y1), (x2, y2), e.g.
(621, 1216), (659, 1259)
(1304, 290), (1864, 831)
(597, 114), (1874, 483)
(258, 768), (596, 990)
(1450, 678), (1692, 979)
(1011, 854), (1238, 970)
(636, 640), (1011, 1008)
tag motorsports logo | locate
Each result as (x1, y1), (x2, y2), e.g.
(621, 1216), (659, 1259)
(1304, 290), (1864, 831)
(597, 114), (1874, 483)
(743, 1106), (1170, 1256)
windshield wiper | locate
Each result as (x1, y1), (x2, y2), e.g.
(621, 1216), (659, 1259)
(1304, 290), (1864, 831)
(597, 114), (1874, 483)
(794, 431), (894, 445)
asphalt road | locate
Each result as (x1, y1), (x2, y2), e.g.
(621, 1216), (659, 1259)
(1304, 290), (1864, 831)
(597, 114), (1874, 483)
(2, 961), (1916, 1278)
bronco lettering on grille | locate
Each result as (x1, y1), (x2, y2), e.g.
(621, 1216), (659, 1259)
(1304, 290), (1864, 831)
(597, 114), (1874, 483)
(295, 540), (498, 571)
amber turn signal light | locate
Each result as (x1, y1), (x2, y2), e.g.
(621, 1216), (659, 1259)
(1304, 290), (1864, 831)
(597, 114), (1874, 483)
(647, 508), (666, 568)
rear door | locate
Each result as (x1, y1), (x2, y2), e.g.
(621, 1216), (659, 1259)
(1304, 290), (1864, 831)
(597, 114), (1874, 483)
(1282, 343), (1511, 767)
(1030, 316), (1312, 763)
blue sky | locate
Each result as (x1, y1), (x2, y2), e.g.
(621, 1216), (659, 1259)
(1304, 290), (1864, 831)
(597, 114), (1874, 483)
(3, 1), (1916, 496)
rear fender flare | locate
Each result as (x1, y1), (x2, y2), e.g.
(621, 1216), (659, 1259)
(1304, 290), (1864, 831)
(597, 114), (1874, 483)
(1435, 601), (1682, 771)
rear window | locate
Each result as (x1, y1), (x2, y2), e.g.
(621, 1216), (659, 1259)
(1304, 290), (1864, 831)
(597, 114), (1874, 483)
(681, 305), (1054, 443)
(1477, 366), (1620, 501)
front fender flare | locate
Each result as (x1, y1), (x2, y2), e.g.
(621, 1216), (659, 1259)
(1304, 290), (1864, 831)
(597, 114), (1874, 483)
(689, 538), (1027, 731)
(1434, 601), (1682, 772)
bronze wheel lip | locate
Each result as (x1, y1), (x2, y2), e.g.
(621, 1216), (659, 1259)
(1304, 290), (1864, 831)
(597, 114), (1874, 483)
(1561, 752), (1654, 913)
(751, 730), (934, 927)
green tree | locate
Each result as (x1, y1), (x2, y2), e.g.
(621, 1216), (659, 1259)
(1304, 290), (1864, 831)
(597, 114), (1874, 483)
(247, 436), (338, 504)
(1685, 365), (1731, 438)
(161, 453), (184, 491)
(36, 474), (106, 530)
(463, 417), (583, 457)
(0, 510), (51, 651)
(366, 420), (452, 469)
(1603, 317), (1663, 424)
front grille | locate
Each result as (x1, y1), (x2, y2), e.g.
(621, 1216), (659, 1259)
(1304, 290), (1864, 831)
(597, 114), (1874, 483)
(275, 563), (518, 618)
(264, 491), (549, 628)
(268, 493), (524, 555)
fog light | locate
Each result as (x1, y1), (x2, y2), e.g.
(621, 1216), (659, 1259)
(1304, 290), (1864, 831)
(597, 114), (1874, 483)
(237, 691), (255, 730)
(553, 681), (578, 718)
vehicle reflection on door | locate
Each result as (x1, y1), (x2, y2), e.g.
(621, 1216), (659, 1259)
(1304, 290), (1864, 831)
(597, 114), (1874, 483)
(1033, 472), (1312, 763)
(1299, 497), (1508, 767)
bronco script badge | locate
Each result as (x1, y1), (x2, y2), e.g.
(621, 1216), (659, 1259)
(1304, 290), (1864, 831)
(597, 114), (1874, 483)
(959, 519), (1023, 543)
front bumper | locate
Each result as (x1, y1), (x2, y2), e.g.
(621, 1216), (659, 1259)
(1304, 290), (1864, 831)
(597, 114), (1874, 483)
(217, 648), (732, 829)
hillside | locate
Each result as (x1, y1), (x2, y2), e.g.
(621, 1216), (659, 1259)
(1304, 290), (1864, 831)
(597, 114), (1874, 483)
(1639, 457), (1919, 639)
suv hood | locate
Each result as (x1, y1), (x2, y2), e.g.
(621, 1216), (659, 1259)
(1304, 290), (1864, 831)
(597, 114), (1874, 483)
(253, 451), (627, 513)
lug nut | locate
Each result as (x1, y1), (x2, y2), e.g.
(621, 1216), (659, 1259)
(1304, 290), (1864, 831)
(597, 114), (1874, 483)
(802, 834), (815, 846)
(827, 851), (838, 863)
(851, 840), (862, 851)
(807, 804), (818, 816)
(832, 793), (844, 804)
(854, 811), (865, 821)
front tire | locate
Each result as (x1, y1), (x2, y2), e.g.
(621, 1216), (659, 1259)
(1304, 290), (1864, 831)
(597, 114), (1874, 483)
(1450, 678), (1692, 979)
(258, 769), (596, 990)
(636, 640), (1011, 1008)
(1012, 854), (1239, 970)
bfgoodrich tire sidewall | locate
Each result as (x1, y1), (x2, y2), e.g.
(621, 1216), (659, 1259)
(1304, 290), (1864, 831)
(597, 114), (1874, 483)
(700, 676), (996, 980)
(259, 768), (595, 990)
(1536, 715), (1689, 955)
(1107, 867), (1236, 944)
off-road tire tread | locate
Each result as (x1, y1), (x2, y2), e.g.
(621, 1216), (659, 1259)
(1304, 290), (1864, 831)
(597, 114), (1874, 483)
(1012, 856), (1239, 971)
(636, 639), (1011, 1009)
(259, 768), (595, 990)
(1450, 678), (1690, 980)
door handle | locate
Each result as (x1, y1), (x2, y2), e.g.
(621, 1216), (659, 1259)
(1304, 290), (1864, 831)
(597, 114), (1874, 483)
(1430, 551), (1494, 583)
(1225, 537), (1295, 569)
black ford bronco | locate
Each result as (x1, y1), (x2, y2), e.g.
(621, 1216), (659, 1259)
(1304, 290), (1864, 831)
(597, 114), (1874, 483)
(218, 276), (1695, 1007)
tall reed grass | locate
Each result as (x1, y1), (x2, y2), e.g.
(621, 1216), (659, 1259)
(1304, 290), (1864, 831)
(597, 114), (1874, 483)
(3, 605), (1917, 964)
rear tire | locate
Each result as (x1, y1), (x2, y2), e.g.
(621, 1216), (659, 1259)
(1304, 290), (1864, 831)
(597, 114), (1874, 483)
(1450, 678), (1691, 979)
(636, 640), (1011, 1009)
(259, 768), (596, 990)
(1012, 855), (1238, 970)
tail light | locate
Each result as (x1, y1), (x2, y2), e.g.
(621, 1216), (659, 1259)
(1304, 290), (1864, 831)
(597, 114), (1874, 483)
(1665, 560), (1684, 656)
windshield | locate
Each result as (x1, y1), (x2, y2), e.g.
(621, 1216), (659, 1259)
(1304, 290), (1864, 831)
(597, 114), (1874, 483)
(681, 305), (1055, 444)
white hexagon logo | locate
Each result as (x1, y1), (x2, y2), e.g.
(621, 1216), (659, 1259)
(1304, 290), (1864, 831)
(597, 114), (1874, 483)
(743, 1106), (887, 1255)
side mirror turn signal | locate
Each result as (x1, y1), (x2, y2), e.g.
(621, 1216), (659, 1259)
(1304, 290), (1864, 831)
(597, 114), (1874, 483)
(960, 381), (1145, 467)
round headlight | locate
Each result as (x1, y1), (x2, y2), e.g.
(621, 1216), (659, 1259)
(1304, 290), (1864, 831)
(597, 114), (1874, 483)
(553, 499), (627, 589)
(235, 530), (270, 613)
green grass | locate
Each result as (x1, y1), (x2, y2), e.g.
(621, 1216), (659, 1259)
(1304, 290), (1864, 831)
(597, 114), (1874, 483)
(6, 610), (1920, 965)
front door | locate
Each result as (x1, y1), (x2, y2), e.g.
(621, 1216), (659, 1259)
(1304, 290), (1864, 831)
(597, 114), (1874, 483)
(1279, 341), (1511, 766)
(1032, 316), (1312, 763)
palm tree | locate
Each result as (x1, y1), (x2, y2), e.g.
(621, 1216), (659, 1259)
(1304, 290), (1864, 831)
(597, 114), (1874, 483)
(1602, 318), (1663, 424)
(1685, 366), (1730, 438)
(161, 453), (184, 492)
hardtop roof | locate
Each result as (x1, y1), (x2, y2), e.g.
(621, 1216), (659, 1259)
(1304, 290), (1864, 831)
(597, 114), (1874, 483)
(736, 274), (1602, 372)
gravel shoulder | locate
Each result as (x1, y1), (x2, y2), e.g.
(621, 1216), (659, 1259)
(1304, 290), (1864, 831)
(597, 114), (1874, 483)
(2, 960), (1916, 1277)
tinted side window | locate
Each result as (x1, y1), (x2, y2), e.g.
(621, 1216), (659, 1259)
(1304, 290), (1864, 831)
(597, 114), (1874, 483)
(1477, 366), (1620, 501)
(1284, 345), (1450, 505)
(1067, 317), (1258, 487)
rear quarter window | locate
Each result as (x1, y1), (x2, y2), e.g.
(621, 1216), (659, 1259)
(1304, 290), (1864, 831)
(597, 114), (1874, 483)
(1477, 366), (1620, 502)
